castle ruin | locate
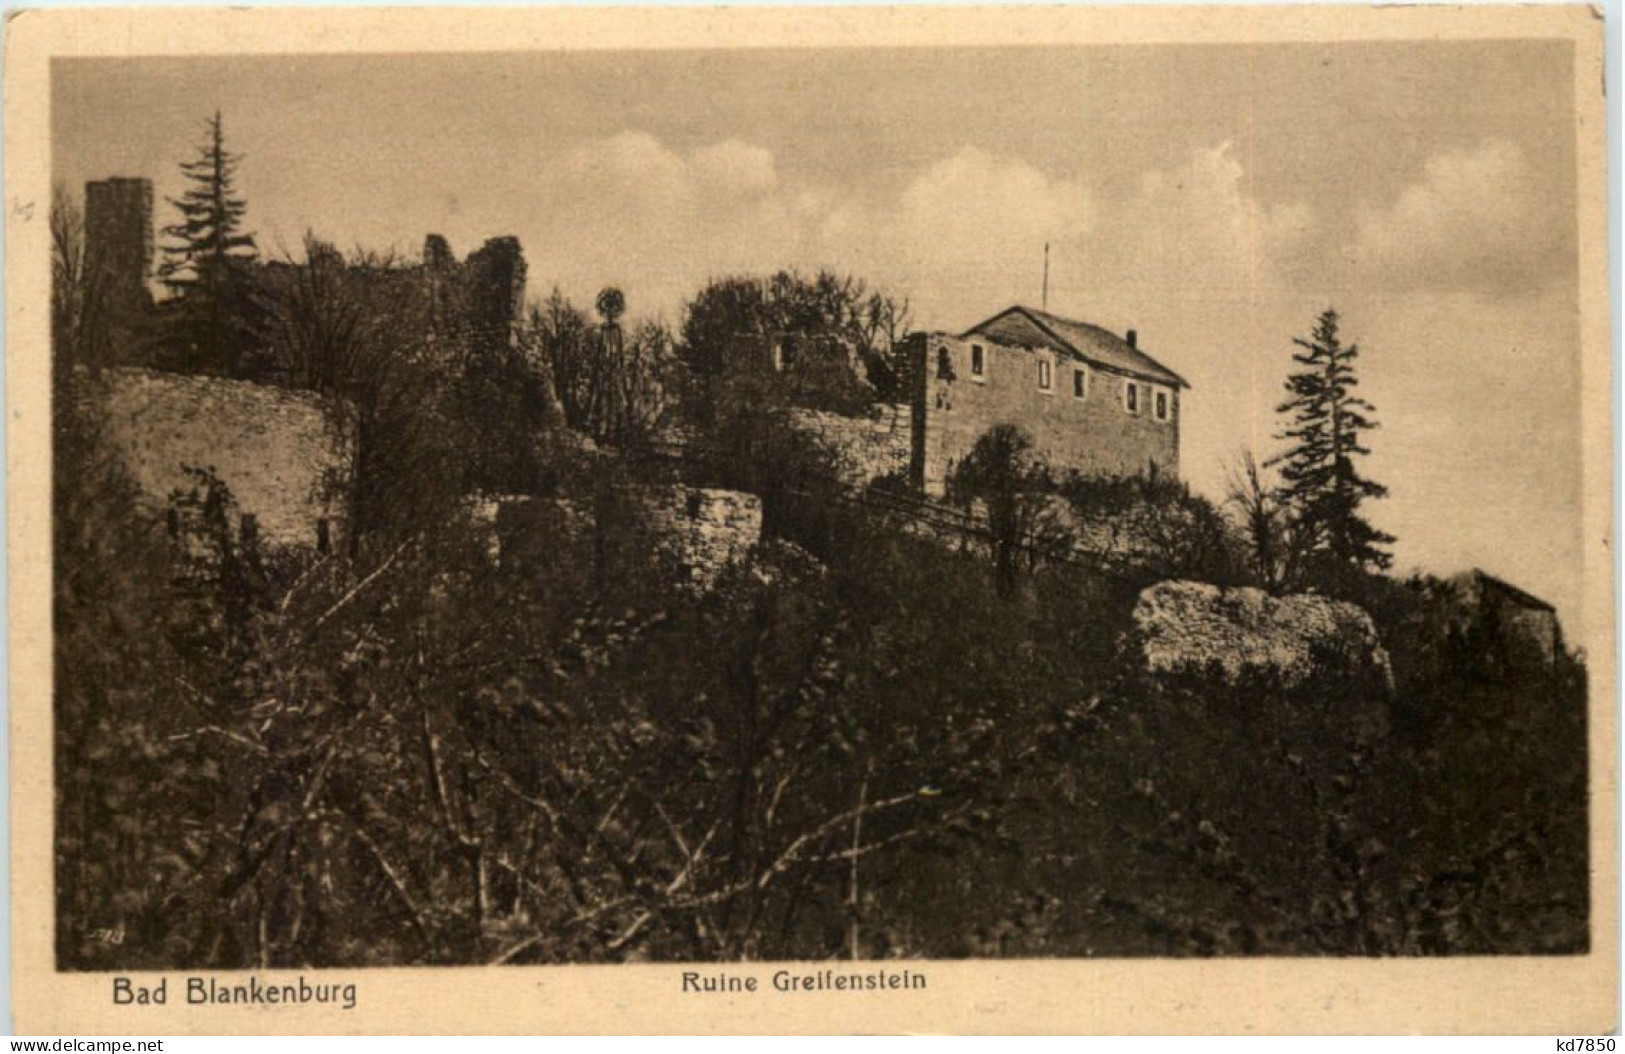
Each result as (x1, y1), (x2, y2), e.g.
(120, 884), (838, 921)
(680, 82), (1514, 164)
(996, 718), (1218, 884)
(84, 177), (156, 323)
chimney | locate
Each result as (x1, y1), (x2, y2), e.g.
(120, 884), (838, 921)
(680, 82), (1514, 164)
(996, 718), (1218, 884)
(1126, 328), (1138, 349)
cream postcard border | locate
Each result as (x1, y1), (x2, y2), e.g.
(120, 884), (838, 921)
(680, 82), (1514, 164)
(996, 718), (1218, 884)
(5, 4), (1615, 1035)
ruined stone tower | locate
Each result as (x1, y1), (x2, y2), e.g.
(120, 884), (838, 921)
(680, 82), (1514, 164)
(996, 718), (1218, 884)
(84, 177), (155, 321)
(465, 236), (526, 355)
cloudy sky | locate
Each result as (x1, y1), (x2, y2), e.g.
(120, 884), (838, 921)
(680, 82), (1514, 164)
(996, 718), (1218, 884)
(53, 43), (1586, 624)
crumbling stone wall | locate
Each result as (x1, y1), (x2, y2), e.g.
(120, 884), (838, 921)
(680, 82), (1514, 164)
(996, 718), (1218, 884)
(784, 404), (912, 487)
(83, 177), (157, 359)
(99, 368), (356, 552)
(463, 236), (527, 354)
(475, 494), (593, 572)
(1132, 580), (1392, 689)
(630, 485), (763, 591)
(1446, 570), (1561, 670)
(78, 174), (529, 373)
(471, 485), (763, 594)
(1498, 605), (1560, 668)
(1061, 506), (1167, 566)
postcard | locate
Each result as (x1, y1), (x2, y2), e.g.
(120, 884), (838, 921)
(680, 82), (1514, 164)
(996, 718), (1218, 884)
(7, 4), (1614, 1035)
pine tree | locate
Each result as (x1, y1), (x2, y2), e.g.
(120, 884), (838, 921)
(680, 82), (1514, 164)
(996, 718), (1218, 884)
(1271, 308), (1393, 579)
(157, 111), (258, 375)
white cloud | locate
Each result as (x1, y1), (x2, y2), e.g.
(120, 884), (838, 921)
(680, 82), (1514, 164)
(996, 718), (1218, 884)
(816, 147), (1093, 324)
(503, 131), (1582, 632)
(690, 139), (779, 200)
(895, 147), (1092, 261)
(520, 134), (1313, 333)
(1350, 139), (1571, 294)
(1079, 142), (1314, 298)
(525, 132), (813, 315)
(522, 137), (1101, 326)
(557, 131), (696, 215)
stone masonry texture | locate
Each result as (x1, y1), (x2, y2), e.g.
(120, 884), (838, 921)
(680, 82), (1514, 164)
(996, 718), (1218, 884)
(631, 485), (764, 591)
(905, 332), (1180, 496)
(785, 404), (912, 487)
(474, 485), (763, 595)
(1447, 570), (1561, 670)
(1132, 580), (1392, 689)
(85, 178), (155, 322)
(100, 367), (357, 552)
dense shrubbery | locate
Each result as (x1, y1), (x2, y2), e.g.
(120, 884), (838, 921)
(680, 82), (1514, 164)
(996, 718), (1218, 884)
(56, 378), (1587, 964)
(678, 271), (913, 414)
(53, 205), (1587, 964)
(940, 426), (1246, 592)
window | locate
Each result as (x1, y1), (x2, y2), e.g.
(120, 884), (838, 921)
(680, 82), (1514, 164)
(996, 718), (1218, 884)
(936, 346), (956, 381)
(1037, 357), (1053, 392)
(1073, 367), (1087, 400)
(316, 518), (331, 555)
(1125, 380), (1140, 414)
(970, 343), (986, 379)
(1154, 389), (1170, 422)
(240, 513), (259, 548)
(165, 508), (180, 539)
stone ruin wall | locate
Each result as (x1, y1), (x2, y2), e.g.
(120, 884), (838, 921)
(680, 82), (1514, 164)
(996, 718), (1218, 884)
(469, 484), (763, 593)
(99, 367), (357, 552)
(646, 402), (1177, 575)
(1447, 572), (1562, 670)
(631, 486), (764, 590)
(1499, 605), (1560, 667)
(771, 384), (1179, 570)
(460, 236), (528, 353)
(784, 404), (913, 487)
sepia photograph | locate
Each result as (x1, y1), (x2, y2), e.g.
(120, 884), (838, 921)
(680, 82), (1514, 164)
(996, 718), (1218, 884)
(8, 3), (1615, 1035)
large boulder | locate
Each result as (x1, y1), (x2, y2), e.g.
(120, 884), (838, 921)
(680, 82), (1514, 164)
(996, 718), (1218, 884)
(1132, 580), (1392, 689)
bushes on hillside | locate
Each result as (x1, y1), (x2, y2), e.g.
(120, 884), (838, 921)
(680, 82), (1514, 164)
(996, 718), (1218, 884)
(56, 256), (1588, 966)
(1057, 470), (1245, 585)
(56, 400), (1589, 964)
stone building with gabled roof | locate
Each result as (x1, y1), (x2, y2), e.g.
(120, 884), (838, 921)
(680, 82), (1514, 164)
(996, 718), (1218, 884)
(966, 305), (1189, 390)
(902, 305), (1187, 496)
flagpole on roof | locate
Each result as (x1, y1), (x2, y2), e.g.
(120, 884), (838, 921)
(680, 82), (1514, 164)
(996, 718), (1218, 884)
(1042, 242), (1050, 312)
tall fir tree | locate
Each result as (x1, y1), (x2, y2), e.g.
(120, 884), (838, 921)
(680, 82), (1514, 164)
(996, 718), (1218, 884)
(157, 111), (259, 376)
(1271, 308), (1394, 578)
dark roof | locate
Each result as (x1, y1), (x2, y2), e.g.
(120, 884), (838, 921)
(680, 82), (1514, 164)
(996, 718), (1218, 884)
(1469, 569), (1557, 612)
(961, 305), (1188, 388)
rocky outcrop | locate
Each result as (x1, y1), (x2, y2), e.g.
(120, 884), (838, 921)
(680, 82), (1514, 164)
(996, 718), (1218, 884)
(1132, 580), (1392, 689)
